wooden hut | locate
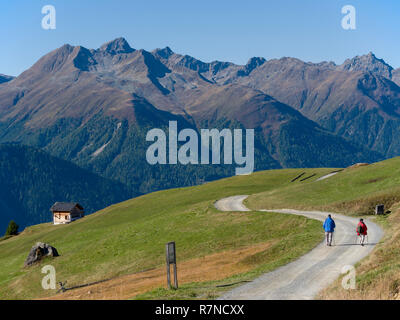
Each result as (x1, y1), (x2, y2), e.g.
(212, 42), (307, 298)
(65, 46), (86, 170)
(50, 202), (84, 225)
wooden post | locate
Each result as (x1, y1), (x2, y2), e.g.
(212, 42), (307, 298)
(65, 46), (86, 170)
(375, 204), (384, 215)
(166, 260), (171, 289)
(173, 257), (178, 289)
(166, 243), (171, 289)
(166, 242), (178, 289)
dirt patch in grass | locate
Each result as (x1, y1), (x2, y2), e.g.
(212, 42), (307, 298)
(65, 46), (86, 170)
(363, 177), (386, 184)
(347, 163), (369, 169)
(44, 241), (275, 300)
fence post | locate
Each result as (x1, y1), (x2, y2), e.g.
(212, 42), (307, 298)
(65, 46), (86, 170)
(166, 242), (178, 289)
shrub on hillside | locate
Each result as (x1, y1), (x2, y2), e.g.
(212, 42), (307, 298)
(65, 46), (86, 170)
(4, 220), (19, 236)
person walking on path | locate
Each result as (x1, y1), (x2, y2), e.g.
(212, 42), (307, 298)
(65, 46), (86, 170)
(357, 219), (368, 246)
(323, 214), (336, 246)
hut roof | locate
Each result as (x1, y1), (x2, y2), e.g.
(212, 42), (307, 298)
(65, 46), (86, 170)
(50, 202), (83, 212)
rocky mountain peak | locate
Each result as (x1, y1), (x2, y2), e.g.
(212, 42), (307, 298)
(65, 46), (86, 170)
(153, 46), (174, 60)
(237, 56), (266, 77)
(339, 52), (393, 79)
(247, 57), (266, 67)
(99, 37), (134, 54)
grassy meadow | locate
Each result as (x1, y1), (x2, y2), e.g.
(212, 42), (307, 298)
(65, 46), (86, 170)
(247, 158), (400, 215)
(3, 156), (400, 299)
(0, 168), (330, 299)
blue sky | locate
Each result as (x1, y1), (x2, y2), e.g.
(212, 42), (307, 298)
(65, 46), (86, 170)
(1, 0), (399, 76)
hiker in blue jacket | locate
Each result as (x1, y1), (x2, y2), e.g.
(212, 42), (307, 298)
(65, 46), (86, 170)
(323, 214), (336, 246)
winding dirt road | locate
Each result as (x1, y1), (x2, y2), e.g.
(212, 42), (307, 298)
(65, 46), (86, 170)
(215, 195), (383, 300)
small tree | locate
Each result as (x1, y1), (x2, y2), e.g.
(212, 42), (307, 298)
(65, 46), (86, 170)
(5, 220), (19, 236)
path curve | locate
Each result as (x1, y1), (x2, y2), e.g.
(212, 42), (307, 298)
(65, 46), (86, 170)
(215, 195), (384, 300)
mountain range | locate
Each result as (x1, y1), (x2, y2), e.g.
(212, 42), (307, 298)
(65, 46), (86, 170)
(1, 37), (400, 228)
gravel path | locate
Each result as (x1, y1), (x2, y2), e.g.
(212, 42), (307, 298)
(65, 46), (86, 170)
(215, 195), (384, 300)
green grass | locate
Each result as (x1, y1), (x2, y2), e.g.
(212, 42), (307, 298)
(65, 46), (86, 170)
(134, 210), (322, 300)
(0, 168), (328, 300)
(0, 235), (13, 242)
(3, 156), (400, 300)
(247, 157), (400, 215)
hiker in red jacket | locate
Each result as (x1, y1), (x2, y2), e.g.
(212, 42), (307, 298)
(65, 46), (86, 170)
(356, 219), (368, 246)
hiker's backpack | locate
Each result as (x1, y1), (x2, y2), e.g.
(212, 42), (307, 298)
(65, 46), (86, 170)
(357, 224), (363, 234)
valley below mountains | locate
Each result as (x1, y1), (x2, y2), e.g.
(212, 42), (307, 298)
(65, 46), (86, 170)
(1, 37), (400, 229)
